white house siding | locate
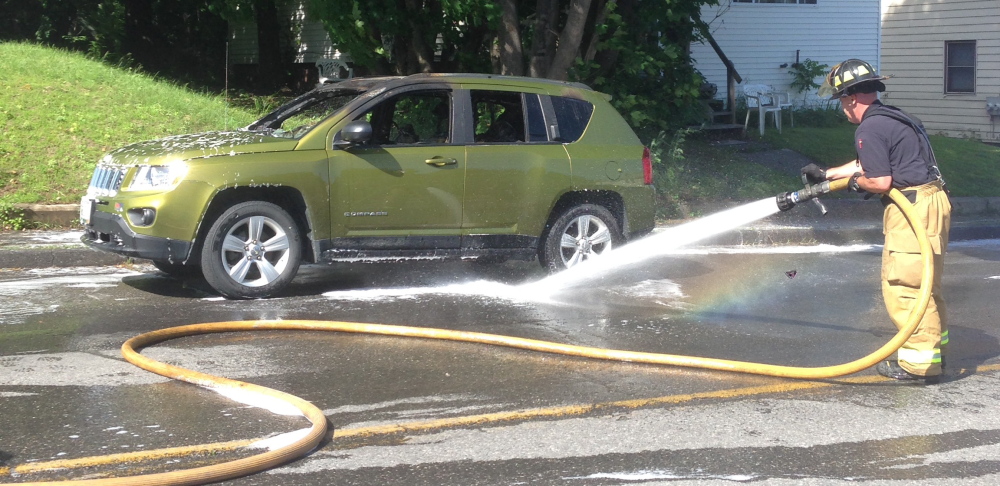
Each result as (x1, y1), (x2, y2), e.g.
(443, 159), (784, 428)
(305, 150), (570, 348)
(228, 1), (345, 65)
(881, 0), (1000, 141)
(690, 0), (881, 108)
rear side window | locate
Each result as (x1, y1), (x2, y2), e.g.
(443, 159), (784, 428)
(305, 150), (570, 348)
(472, 91), (525, 143)
(551, 97), (594, 142)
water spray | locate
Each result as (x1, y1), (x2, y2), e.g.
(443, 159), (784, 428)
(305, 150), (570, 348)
(528, 175), (852, 294)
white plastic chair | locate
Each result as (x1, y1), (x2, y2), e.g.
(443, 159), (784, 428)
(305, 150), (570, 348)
(742, 84), (783, 135)
(775, 91), (793, 128)
(316, 59), (353, 84)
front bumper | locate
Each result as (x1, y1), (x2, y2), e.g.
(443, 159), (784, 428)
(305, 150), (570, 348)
(81, 210), (192, 263)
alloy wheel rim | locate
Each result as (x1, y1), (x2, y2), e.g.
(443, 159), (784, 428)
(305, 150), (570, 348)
(558, 214), (612, 267)
(220, 215), (291, 287)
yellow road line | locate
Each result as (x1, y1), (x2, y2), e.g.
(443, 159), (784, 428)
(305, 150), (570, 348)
(0, 439), (255, 476)
(333, 378), (850, 439)
(5, 364), (996, 477)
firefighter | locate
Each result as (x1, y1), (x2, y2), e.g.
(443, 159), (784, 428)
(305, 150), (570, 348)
(802, 59), (951, 384)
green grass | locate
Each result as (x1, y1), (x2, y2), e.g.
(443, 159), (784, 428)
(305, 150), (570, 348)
(922, 135), (1000, 197)
(762, 123), (1000, 197)
(651, 116), (1000, 219)
(649, 129), (800, 219)
(0, 42), (257, 206)
(762, 125), (857, 166)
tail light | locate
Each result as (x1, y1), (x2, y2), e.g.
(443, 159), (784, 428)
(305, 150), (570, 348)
(642, 146), (653, 185)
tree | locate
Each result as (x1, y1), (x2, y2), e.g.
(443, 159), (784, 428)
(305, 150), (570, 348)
(20, 0), (232, 87)
(308, 0), (715, 136)
(252, 0), (285, 90)
(11, 0), (714, 132)
(307, 0), (499, 75)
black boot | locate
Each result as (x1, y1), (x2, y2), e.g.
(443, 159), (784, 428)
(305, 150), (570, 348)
(876, 360), (941, 385)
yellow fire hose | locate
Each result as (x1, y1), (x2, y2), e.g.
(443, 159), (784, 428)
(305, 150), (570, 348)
(13, 183), (935, 485)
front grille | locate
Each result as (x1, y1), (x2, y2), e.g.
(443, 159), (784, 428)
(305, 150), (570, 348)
(86, 165), (127, 197)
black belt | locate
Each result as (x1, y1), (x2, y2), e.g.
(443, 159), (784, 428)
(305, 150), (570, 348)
(880, 180), (942, 207)
(881, 190), (917, 206)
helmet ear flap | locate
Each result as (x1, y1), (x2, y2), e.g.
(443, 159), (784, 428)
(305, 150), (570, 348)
(818, 62), (845, 99)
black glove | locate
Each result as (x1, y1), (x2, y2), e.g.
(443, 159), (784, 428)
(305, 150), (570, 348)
(801, 163), (827, 184)
(848, 172), (866, 193)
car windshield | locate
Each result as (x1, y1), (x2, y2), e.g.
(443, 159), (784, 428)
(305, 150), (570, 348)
(246, 90), (360, 139)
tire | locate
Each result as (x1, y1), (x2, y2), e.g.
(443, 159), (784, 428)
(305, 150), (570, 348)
(539, 204), (622, 271)
(152, 260), (201, 278)
(200, 201), (302, 299)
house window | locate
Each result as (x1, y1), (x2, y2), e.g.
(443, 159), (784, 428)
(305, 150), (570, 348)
(945, 40), (976, 94)
(733, 0), (817, 4)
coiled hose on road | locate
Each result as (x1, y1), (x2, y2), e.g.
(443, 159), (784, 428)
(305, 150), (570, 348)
(15, 184), (935, 485)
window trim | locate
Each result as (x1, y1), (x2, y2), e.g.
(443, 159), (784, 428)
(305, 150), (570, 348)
(944, 40), (976, 94)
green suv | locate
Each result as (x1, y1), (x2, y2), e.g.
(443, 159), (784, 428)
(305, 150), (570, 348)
(80, 74), (655, 298)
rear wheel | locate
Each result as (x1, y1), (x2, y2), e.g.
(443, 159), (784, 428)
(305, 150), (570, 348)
(539, 204), (622, 271)
(200, 201), (302, 299)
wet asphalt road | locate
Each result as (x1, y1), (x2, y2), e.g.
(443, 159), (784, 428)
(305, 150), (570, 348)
(2, 236), (1000, 484)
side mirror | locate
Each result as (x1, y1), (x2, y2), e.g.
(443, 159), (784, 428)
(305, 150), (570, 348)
(334, 120), (373, 149)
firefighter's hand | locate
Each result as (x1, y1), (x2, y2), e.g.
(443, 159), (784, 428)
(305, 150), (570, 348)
(848, 172), (867, 193)
(801, 163), (827, 184)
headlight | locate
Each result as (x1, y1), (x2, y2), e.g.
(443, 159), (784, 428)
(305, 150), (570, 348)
(128, 164), (187, 191)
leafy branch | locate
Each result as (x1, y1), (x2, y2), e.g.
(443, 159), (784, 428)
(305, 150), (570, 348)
(788, 58), (829, 93)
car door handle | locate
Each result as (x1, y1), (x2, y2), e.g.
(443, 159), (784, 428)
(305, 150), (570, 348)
(425, 157), (457, 167)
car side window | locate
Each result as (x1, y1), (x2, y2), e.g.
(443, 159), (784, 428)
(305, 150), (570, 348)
(362, 90), (451, 145)
(472, 91), (525, 143)
(550, 96), (594, 143)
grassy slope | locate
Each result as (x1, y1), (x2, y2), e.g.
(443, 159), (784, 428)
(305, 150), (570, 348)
(0, 42), (256, 205)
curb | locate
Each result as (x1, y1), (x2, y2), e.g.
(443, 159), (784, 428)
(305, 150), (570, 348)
(12, 204), (82, 227)
(0, 246), (132, 269)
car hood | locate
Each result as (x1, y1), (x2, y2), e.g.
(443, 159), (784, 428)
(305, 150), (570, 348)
(102, 131), (299, 166)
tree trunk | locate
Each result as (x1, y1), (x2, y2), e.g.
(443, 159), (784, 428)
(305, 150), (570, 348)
(496, 0), (524, 76)
(547, 0), (593, 80)
(529, 0), (557, 77)
(254, 0), (283, 89)
(404, 0), (435, 73)
(123, 0), (154, 68)
(582, 0), (612, 63)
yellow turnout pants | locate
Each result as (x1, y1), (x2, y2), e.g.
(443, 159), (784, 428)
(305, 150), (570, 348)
(881, 180), (950, 376)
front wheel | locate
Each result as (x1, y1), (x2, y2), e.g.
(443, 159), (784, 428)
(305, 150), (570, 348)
(539, 204), (622, 272)
(200, 201), (302, 299)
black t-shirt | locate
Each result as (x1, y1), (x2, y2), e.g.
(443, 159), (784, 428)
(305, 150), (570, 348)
(855, 102), (936, 188)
